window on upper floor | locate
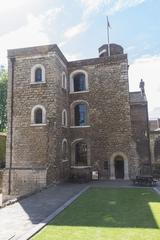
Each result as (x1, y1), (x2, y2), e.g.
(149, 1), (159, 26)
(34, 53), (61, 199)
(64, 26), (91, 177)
(70, 70), (88, 93)
(35, 68), (42, 82)
(75, 103), (87, 126)
(31, 105), (46, 125)
(62, 139), (68, 160)
(35, 108), (42, 124)
(74, 73), (86, 91)
(62, 72), (67, 89)
(62, 109), (67, 127)
(31, 64), (45, 84)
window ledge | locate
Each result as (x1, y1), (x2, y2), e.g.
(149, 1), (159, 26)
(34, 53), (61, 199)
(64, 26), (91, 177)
(70, 125), (90, 128)
(69, 90), (89, 94)
(62, 159), (69, 163)
(62, 125), (68, 128)
(30, 81), (46, 85)
(71, 166), (91, 169)
(30, 123), (47, 127)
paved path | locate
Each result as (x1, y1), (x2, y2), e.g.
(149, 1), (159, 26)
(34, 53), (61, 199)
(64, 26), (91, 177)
(0, 180), (158, 240)
(0, 183), (88, 240)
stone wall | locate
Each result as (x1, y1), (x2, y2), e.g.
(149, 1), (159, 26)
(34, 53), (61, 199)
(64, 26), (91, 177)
(3, 169), (46, 197)
(130, 99), (150, 174)
(68, 55), (138, 179)
(150, 130), (160, 163)
(3, 48), (69, 197)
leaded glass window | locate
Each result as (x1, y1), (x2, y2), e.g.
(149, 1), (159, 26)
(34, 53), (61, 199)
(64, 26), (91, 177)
(75, 104), (86, 126)
(73, 73), (86, 91)
(35, 68), (42, 82)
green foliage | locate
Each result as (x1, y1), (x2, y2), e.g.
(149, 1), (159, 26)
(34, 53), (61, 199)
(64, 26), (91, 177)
(32, 188), (160, 240)
(0, 135), (6, 168)
(0, 68), (8, 132)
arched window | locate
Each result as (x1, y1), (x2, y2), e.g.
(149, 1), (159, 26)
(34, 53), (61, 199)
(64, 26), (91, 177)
(35, 108), (42, 123)
(62, 139), (68, 160)
(31, 64), (45, 83)
(70, 70), (88, 93)
(62, 109), (67, 127)
(62, 72), (67, 89)
(75, 141), (87, 165)
(75, 104), (87, 126)
(35, 68), (42, 82)
(70, 100), (89, 127)
(31, 105), (46, 125)
(74, 73), (86, 91)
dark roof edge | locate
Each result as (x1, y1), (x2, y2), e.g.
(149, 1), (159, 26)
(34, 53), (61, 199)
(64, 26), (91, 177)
(68, 54), (128, 67)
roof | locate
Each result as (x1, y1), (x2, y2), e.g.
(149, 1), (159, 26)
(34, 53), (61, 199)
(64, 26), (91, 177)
(129, 91), (147, 105)
(7, 43), (127, 68)
(8, 44), (68, 65)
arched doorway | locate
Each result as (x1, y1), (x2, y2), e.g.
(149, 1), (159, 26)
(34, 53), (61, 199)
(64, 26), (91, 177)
(115, 156), (124, 179)
(110, 152), (129, 180)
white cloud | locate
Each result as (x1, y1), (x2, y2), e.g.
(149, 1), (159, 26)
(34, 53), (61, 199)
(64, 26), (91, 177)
(129, 54), (160, 113)
(108, 0), (145, 15)
(0, 0), (27, 13)
(65, 52), (83, 61)
(0, 8), (62, 65)
(79, 0), (146, 16)
(64, 22), (89, 40)
(80, 0), (106, 16)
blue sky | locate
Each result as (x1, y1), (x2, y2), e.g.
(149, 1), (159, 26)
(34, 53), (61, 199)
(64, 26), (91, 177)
(0, 0), (159, 117)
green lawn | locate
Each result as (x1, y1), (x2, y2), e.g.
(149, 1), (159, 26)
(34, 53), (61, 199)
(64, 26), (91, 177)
(32, 188), (160, 240)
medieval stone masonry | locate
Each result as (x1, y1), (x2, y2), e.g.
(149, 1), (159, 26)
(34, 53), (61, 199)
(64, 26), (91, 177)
(2, 43), (151, 199)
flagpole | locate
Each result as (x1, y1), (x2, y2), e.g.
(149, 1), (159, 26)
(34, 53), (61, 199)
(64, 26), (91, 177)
(107, 16), (110, 57)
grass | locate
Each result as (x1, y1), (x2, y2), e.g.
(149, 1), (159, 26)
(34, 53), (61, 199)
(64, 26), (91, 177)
(32, 188), (160, 240)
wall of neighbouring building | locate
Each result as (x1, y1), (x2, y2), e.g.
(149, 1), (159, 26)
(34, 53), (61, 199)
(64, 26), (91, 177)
(130, 98), (151, 175)
(0, 134), (6, 168)
(0, 133), (6, 192)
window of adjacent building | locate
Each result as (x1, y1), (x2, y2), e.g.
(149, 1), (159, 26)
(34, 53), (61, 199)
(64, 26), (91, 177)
(75, 104), (87, 126)
(31, 64), (45, 84)
(62, 72), (67, 89)
(35, 68), (42, 82)
(62, 139), (68, 160)
(62, 109), (67, 127)
(75, 142), (87, 166)
(31, 105), (46, 125)
(154, 137), (160, 161)
(74, 73), (86, 92)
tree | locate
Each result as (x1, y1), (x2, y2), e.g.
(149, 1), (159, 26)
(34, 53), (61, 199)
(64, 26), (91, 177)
(0, 68), (7, 132)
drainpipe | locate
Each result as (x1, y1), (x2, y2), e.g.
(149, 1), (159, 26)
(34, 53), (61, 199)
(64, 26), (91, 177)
(8, 57), (15, 195)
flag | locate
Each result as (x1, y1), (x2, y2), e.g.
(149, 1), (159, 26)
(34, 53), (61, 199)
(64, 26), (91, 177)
(106, 16), (111, 57)
(107, 16), (111, 28)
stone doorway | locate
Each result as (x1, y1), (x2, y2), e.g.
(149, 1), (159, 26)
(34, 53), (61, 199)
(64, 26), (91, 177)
(115, 156), (124, 179)
(110, 152), (129, 180)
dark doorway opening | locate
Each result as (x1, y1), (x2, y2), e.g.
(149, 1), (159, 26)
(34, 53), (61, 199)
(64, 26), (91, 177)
(115, 156), (124, 179)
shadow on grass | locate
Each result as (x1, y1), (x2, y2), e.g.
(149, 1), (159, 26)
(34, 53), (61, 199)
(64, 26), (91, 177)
(49, 188), (160, 229)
